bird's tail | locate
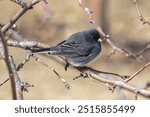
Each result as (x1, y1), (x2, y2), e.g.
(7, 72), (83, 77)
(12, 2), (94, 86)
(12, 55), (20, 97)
(31, 47), (61, 55)
(31, 48), (50, 53)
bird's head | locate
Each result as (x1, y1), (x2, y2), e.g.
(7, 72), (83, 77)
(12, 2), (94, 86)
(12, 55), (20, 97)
(87, 28), (101, 41)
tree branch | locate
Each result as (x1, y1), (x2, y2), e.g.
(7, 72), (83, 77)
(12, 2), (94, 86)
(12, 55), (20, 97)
(5, 39), (150, 99)
(31, 53), (70, 89)
(0, 0), (46, 100)
(9, 55), (23, 100)
(2, 0), (46, 34)
(134, 0), (150, 25)
(78, 0), (145, 62)
(126, 62), (150, 83)
(0, 30), (17, 100)
(77, 67), (150, 98)
(0, 78), (10, 86)
(7, 39), (49, 49)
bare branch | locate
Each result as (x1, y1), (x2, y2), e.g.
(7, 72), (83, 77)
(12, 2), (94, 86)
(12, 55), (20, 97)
(77, 67), (150, 98)
(78, 0), (144, 62)
(0, 78), (10, 86)
(78, 0), (106, 37)
(5, 39), (150, 99)
(126, 62), (150, 83)
(134, 0), (150, 25)
(31, 54), (70, 89)
(0, 0), (45, 100)
(2, 0), (46, 34)
(0, 53), (33, 91)
(1, 0), (149, 99)
(106, 39), (145, 62)
(16, 51), (32, 71)
(9, 55), (23, 100)
(0, 30), (17, 100)
(7, 39), (49, 49)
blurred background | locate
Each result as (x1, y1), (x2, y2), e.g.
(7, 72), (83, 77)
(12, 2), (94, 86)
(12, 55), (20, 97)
(0, 0), (149, 99)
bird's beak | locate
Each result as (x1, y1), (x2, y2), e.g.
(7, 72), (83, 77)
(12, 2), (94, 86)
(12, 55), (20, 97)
(98, 38), (103, 42)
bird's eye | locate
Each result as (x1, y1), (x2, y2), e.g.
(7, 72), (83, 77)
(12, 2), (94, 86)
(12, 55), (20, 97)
(48, 52), (50, 55)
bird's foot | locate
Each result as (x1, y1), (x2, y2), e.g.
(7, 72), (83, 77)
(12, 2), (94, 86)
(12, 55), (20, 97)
(65, 62), (70, 71)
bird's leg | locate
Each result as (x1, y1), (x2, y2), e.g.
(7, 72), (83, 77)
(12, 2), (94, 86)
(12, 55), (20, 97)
(58, 56), (70, 71)
(65, 61), (70, 71)
(73, 72), (88, 80)
(73, 75), (82, 80)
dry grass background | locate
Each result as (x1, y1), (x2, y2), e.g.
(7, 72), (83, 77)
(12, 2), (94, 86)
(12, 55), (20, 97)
(0, 0), (149, 99)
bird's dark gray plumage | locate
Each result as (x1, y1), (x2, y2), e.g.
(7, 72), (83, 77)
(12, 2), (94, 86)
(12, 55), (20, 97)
(32, 28), (101, 67)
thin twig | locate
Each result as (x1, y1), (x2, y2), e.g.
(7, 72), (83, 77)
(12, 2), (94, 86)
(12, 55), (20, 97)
(5, 39), (150, 98)
(0, 78), (10, 86)
(0, 0), (45, 100)
(78, 0), (106, 37)
(16, 51), (32, 71)
(76, 66), (129, 80)
(7, 39), (49, 49)
(0, 52), (32, 86)
(78, 0), (144, 62)
(126, 62), (150, 83)
(2, 0), (46, 34)
(78, 67), (150, 98)
(31, 54), (70, 89)
(134, 0), (150, 25)
(0, 53), (34, 92)
(9, 55), (23, 100)
(105, 39), (143, 61)
(0, 30), (17, 100)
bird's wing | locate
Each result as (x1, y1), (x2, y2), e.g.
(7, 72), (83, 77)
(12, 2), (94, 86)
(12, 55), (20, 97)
(58, 41), (92, 57)
(56, 40), (66, 46)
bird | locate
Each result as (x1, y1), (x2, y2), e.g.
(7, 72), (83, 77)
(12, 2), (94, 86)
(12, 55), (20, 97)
(32, 28), (101, 70)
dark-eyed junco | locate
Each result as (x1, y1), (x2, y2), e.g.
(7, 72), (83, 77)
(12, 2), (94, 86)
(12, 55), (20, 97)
(32, 28), (101, 69)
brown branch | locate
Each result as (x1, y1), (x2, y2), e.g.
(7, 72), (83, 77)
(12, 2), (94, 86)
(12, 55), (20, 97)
(5, 39), (150, 98)
(2, 0), (46, 34)
(105, 39), (145, 61)
(0, 78), (10, 86)
(0, 48), (33, 87)
(78, 0), (106, 37)
(78, 0), (144, 62)
(9, 55), (23, 100)
(31, 54), (70, 89)
(126, 62), (150, 83)
(134, 0), (150, 25)
(5, 38), (135, 63)
(77, 67), (150, 98)
(7, 39), (49, 49)
(1, 0), (149, 99)
(0, 53), (34, 92)
(0, 42), (24, 99)
(75, 66), (129, 80)
(0, 0), (45, 99)
(0, 51), (66, 90)
(16, 51), (32, 71)
(6, 39), (149, 79)
(0, 30), (17, 100)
